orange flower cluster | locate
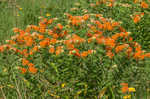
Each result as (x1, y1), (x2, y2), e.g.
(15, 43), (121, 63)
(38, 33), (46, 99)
(141, 1), (149, 8)
(20, 58), (37, 74)
(1, 13), (150, 74)
(121, 83), (129, 93)
(120, 83), (136, 94)
(132, 13), (144, 24)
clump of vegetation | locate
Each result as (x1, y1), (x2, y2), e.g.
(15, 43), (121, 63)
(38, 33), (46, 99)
(0, 0), (150, 98)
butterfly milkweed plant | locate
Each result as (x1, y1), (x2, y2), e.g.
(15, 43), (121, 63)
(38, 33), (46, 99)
(0, 0), (150, 99)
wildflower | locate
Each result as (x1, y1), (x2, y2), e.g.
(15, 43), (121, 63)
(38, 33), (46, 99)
(50, 38), (57, 44)
(106, 51), (114, 59)
(111, 33), (120, 40)
(56, 49), (64, 55)
(115, 44), (129, 53)
(61, 83), (66, 88)
(55, 46), (64, 55)
(39, 40), (48, 48)
(141, 1), (149, 8)
(37, 34), (44, 40)
(81, 51), (88, 57)
(46, 13), (51, 17)
(52, 33), (59, 39)
(28, 63), (34, 67)
(96, 36), (105, 44)
(66, 44), (74, 50)
(22, 58), (29, 66)
(28, 66), (37, 74)
(88, 49), (95, 54)
(69, 48), (80, 57)
(32, 46), (38, 52)
(123, 95), (131, 99)
(48, 29), (53, 35)
(19, 67), (27, 74)
(19, 8), (23, 10)
(133, 15), (141, 23)
(82, 14), (89, 20)
(104, 37), (115, 48)
(47, 19), (53, 24)
(31, 25), (40, 31)
(0, 46), (4, 52)
(57, 23), (63, 30)
(128, 87), (136, 92)
(121, 83), (128, 93)
(49, 47), (55, 53)
(77, 90), (82, 95)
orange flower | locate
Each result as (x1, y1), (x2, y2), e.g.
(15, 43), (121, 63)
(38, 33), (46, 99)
(28, 63), (34, 67)
(82, 14), (89, 20)
(0, 46), (4, 52)
(56, 49), (64, 55)
(24, 35), (33, 47)
(32, 46), (38, 52)
(59, 30), (68, 37)
(88, 50), (94, 54)
(120, 83), (128, 93)
(31, 25), (40, 31)
(28, 66), (37, 74)
(141, 1), (149, 8)
(57, 23), (63, 30)
(133, 51), (142, 59)
(66, 44), (74, 50)
(104, 37), (115, 48)
(81, 51), (88, 57)
(69, 48), (80, 57)
(96, 36), (105, 44)
(19, 67), (27, 74)
(22, 58), (29, 66)
(55, 46), (64, 55)
(112, 22), (120, 27)
(128, 37), (133, 42)
(52, 33), (59, 39)
(48, 29), (53, 36)
(49, 47), (55, 53)
(29, 51), (33, 55)
(111, 33), (120, 40)
(115, 44), (128, 53)
(133, 15), (141, 23)
(39, 27), (46, 33)
(39, 40), (48, 48)
(50, 38), (57, 44)
(47, 19), (53, 24)
(25, 25), (32, 33)
(37, 34), (44, 40)
(106, 51), (114, 59)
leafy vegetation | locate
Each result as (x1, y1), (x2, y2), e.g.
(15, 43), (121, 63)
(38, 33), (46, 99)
(0, 0), (150, 99)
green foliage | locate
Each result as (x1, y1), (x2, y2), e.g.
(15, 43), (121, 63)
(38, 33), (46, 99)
(0, 0), (150, 99)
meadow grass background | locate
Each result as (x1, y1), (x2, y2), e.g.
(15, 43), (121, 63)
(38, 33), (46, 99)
(0, 0), (150, 99)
